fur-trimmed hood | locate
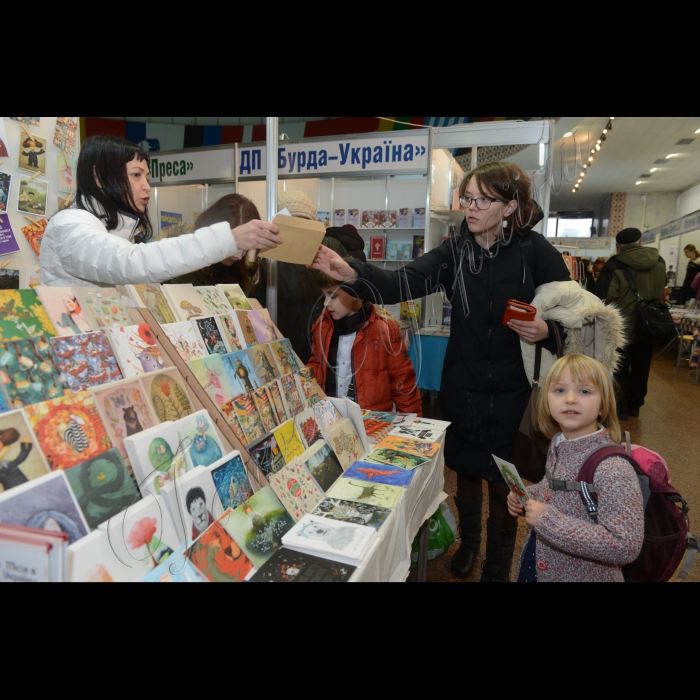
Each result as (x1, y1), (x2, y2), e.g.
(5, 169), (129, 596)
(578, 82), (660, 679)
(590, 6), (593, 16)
(522, 281), (627, 385)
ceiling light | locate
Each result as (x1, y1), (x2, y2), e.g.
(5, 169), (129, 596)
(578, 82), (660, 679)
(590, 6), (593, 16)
(636, 181), (643, 185)
(650, 168), (658, 173)
(667, 154), (677, 159)
(564, 132), (573, 138)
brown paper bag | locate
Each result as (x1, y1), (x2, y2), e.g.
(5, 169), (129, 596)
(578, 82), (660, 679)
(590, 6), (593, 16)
(259, 215), (326, 265)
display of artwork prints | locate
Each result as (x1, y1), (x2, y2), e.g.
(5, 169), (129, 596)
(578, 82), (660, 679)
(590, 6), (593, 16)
(295, 368), (326, 409)
(106, 324), (166, 379)
(93, 380), (158, 460)
(273, 420), (305, 465)
(324, 418), (364, 471)
(217, 314), (243, 352)
(141, 369), (194, 424)
(252, 387), (277, 433)
(187, 355), (233, 407)
(0, 409), (49, 495)
(248, 309), (279, 344)
(0, 336), (65, 408)
(51, 332), (123, 392)
(222, 487), (295, 569)
(217, 284), (252, 311)
(367, 448), (431, 471)
(193, 317), (227, 355)
(187, 516), (253, 583)
(344, 461), (415, 488)
(269, 461), (324, 523)
(161, 321), (207, 362)
(24, 392), (113, 471)
(53, 117), (78, 155)
(131, 285), (177, 325)
(162, 284), (207, 322)
(231, 393), (266, 445)
(18, 134), (47, 174)
(269, 339), (301, 376)
(64, 448), (140, 531)
(313, 399), (342, 432)
(312, 498), (390, 532)
(279, 374), (305, 418)
(295, 409), (322, 450)
(223, 349), (264, 396)
(231, 310), (258, 348)
(57, 155), (77, 194)
(0, 471), (89, 545)
(375, 435), (441, 459)
(0, 290), (56, 342)
(72, 287), (132, 330)
(35, 287), (93, 337)
(295, 441), (344, 493)
(194, 286), (232, 317)
(325, 477), (404, 510)
(210, 453), (255, 513)
(251, 344), (281, 385)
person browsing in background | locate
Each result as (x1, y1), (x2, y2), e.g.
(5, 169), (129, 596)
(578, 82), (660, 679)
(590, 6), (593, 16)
(682, 245), (700, 304)
(254, 191), (350, 364)
(324, 224), (367, 263)
(596, 228), (666, 420)
(40, 135), (282, 287)
(307, 272), (422, 415)
(591, 257), (606, 298)
(509, 355), (644, 583)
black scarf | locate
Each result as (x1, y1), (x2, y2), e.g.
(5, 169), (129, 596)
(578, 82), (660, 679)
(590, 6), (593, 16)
(325, 302), (371, 399)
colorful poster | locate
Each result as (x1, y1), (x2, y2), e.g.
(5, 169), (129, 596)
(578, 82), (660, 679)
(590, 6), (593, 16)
(160, 212), (183, 237)
(53, 117), (78, 155)
(51, 332), (123, 392)
(17, 135), (47, 174)
(17, 177), (48, 217)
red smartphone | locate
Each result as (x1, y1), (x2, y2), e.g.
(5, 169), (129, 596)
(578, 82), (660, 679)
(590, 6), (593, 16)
(502, 300), (537, 327)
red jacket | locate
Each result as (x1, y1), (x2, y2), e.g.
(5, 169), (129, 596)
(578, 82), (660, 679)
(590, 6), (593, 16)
(308, 306), (422, 416)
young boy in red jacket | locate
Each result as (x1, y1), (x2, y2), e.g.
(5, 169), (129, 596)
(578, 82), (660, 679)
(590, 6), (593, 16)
(307, 272), (422, 415)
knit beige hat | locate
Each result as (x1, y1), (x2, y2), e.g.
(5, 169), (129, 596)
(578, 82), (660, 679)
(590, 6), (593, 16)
(278, 191), (317, 221)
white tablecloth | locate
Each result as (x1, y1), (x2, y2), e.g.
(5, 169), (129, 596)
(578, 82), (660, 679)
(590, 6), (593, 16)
(351, 444), (447, 583)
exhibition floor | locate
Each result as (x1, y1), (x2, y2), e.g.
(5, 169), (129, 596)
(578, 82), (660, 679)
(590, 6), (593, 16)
(409, 352), (700, 584)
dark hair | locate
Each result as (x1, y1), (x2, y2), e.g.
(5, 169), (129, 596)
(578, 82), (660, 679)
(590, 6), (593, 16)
(186, 487), (207, 513)
(76, 135), (153, 242)
(685, 244), (699, 260)
(0, 429), (20, 447)
(459, 162), (540, 235)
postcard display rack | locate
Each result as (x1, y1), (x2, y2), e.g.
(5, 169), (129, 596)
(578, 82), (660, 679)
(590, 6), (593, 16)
(0, 117), (81, 287)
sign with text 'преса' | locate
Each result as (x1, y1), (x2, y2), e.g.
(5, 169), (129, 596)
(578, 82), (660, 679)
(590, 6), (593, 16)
(149, 148), (235, 184)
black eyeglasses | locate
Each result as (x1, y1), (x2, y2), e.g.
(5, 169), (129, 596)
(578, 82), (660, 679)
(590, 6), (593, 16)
(460, 196), (506, 210)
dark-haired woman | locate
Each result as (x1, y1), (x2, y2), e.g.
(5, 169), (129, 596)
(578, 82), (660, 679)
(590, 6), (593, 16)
(41, 136), (282, 287)
(311, 162), (571, 582)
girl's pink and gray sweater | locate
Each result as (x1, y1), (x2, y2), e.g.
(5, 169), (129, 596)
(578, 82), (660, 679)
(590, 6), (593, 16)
(523, 429), (645, 583)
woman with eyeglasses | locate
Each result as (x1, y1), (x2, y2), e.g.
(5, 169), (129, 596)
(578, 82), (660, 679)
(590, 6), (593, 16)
(310, 161), (571, 582)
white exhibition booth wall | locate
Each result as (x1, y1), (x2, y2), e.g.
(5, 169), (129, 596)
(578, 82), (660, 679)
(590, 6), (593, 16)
(642, 208), (700, 284)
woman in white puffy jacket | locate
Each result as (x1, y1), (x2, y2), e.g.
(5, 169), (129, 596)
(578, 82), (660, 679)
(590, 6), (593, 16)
(40, 136), (282, 287)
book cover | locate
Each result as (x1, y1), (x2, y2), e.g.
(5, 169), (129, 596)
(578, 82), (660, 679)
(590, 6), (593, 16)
(162, 284), (207, 322)
(268, 339), (301, 376)
(398, 208), (411, 228)
(295, 441), (343, 493)
(269, 461), (324, 523)
(317, 211), (331, 228)
(252, 387), (277, 433)
(323, 418), (364, 471)
(35, 287), (92, 337)
(140, 369), (195, 423)
(251, 548), (356, 583)
(0, 471), (89, 545)
(412, 235), (425, 259)
(0, 409), (50, 495)
(24, 392), (113, 471)
(162, 321), (207, 362)
(0, 529), (57, 583)
(142, 546), (207, 583)
(217, 284), (252, 312)
(93, 380), (158, 461)
(386, 243), (398, 261)
(193, 317), (228, 355)
(216, 314), (243, 352)
(131, 284), (177, 325)
(0, 290), (56, 342)
(370, 236), (386, 260)
(231, 393), (266, 445)
(0, 335), (65, 408)
(221, 487), (295, 569)
(366, 448), (430, 471)
(295, 368), (326, 409)
(362, 211), (380, 229)
(325, 477), (403, 510)
(106, 324), (166, 379)
(72, 287), (132, 330)
(250, 344), (281, 385)
(493, 455), (530, 507)
(347, 209), (361, 228)
(279, 374), (305, 419)
(375, 435), (441, 459)
(187, 516), (253, 583)
(248, 309), (279, 345)
(231, 310), (258, 349)
(413, 208), (426, 228)
(51, 331), (123, 393)
(381, 210), (397, 229)
(247, 432), (286, 476)
(344, 461), (415, 488)
(313, 399), (342, 432)
(273, 419), (306, 465)
(210, 453), (255, 513)
(194, 286), (232, 317)
(64, 448), (140, 531)
(295, 409), (322, 450)
(400, 301), (421, 326)
(267, 381), (288, 426)
(333, 209), (347, 227)
(219, 401), (249, 447)
(187, 355), (234, 406)
(401, 243), (413, 260)
(223, 350), (263, 396)
(312, 498), (390, 532)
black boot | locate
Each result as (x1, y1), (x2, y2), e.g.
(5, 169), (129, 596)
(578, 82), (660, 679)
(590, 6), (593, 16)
(481, 520), (518, 583)
(451, 496), (483, 580)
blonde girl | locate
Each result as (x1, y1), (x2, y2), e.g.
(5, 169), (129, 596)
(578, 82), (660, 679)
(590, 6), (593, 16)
(508, 355), (645, 583)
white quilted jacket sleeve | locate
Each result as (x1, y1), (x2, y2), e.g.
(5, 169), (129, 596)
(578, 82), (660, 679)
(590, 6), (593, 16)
(42, 209), (238, 286)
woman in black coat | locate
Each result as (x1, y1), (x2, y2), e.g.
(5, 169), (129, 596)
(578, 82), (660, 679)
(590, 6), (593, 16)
(310, 162), (571, 582)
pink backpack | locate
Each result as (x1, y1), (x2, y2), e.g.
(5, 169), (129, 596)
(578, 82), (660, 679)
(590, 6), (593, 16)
(553, 434), (699, 583)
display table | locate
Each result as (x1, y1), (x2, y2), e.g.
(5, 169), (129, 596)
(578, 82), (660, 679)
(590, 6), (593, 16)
(350, 443), (447, 583)
(409, 333), (450, 393)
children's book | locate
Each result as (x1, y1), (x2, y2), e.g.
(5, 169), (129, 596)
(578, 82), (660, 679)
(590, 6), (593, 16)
(343, 461), (415, 488)
(333, 209), (346, 227)
(370, 236), (386, 260)
(51, 331), (123, 392)
(230, 310), (258, 348)
(312, 498), (390, 532)
(221, 487), (295, 569)
(217, 284), (253, 312)
(295, 368), (326, 409)
(216, 314), (244, 352)
(273, 419), (306, 465)
(380, 210), (397, 229)
(375, 435), (441, 459)
(231, 393), (266, 445)
(251, 548), (356, 583)
(0, 409), (50, 495)
(292, 441), (343, 493)
(325, 477), (403, 510)
(0, 335), (65, 408)
(366, 448), (430, 471)
(93, 379), (158, 461)
(35, 286), (92, 336)
(72, 287), (132, 330)
(187, 515), (253, 583)
(313, 399), (342, 432)
(210, 453), (255, 513)
(413, 209), (427, 228)
(247, 432), (286, 476)
(64, 448), (140, 531)
(398, 208), (411, 228)
(252, 386), (277, 433)
(268, 339), (301, 376)
(0, 524), (68, 583)
(282, 514), (378, 568)
(323, 417), (365, 471)
(24, 392), (113, 471)
(161, 321), (207, 361)
(140, 368), (195, 424)
(106, 324), (167, 379)
(295, 409), (322, 450)
(412, 235), (425, 259)
(493, 455), (530, 507)
(0, 290), (56, 342)
(347, 209), (361, 228)
(124, 285), (177, 325)
(192, 317), (228, 355)
(162, 284), (208, 322)
(194, 286), (232, 317)
(269, 461), (324, 523)
(401, 243), (413, 260)
(187, 355), (234, 407)
(248, 309), (282, 344)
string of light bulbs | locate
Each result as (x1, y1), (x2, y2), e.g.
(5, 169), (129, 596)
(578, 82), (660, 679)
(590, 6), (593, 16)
(572, 117), (615, 193)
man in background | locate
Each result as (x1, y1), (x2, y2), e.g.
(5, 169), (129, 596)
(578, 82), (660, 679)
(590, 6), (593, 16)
(597, 228), (666, 420)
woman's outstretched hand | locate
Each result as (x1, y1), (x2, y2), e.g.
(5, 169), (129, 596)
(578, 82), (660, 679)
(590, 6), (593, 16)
(307, 245), (358, 284)
(233, 220), (282, 253)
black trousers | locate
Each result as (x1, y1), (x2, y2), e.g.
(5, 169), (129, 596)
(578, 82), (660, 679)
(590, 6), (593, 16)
(615, 343), (654, 411)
